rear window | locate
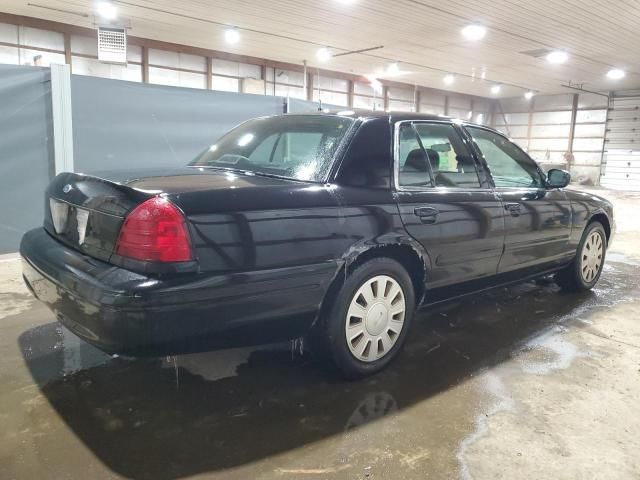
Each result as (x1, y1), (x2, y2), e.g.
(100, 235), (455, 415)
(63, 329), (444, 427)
(190, 115), (354, 182)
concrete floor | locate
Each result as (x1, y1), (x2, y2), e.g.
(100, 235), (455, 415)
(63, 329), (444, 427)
(1, 187), (639, 480)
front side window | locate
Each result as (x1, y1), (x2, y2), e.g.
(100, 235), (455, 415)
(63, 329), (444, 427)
(398, 122), (481, 188)
(466, 126), (543, 188)
(190, 115), (354, 182)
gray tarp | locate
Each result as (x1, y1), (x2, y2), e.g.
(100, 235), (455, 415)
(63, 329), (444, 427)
(0, 65), (53, 253)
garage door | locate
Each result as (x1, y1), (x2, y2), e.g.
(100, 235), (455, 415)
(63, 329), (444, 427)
(601, 92), (640, 190)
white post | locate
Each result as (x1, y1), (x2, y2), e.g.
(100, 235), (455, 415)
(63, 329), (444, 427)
(50, 63), (74, 174)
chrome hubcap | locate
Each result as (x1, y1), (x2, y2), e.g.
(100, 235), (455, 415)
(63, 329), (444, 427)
(581, 231), (604, 283)
(345, 275), (406, 362)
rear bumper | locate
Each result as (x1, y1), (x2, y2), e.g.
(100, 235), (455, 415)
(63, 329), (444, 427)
(20, 228), (338, 355)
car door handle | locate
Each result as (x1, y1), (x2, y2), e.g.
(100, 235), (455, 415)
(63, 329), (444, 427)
(504, 203), (521, 216)
(414, 207), (439, 224)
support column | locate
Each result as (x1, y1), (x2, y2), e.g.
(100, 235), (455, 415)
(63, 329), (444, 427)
(142, 46), (149, 83)
(64, 32), (71, 70)
(206, 57), (212, 90)
(348, 79), (354, 108)
(383, 85), (389, 111)
(526, 97), (535, 152)
(568, 93), (579, 155)
(50, 63), (74, 174)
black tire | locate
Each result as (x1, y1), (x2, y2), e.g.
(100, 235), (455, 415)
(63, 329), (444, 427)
(556, 221), (607, 292)
(311, 257), (416, 378)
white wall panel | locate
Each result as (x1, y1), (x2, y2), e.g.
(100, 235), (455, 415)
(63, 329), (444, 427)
(353, 95), (374, 109)
(529, 138), (568, 151)
(574, 123), (606, 137)
(573, 152), (603, 165)
(213, 59), (240, 77)
(20, 26), (64, 50)
(179, 71), (206, 89)
(278, 84), (305, 99)
(0, 23), (18, 43)
(573, 138), (604, 152)
(419, 103), (445, 115)
(0, 45), (19, 65)
(239, 63), (261, 79)
(529, 150), (565, 162)
(448, 108), (471, 120)
(531, 124), (571, 137)
(533, 94), (573, 110)
(150, 49), (205, 72)
(421, 91), (446, 106)
(388, 99), (414, 112)
(448, 95), (471, 110)
(19, 49), (65, 66)
(576, 109), (607, 123)
(212, 75), (239, 92)
(388, 86), (414, 102)
(532, 111), (572, 124)
(72, 56), (142, 82)
(318, 76), (348, 92)
(149, 66), (179, 86)
(500, 125), (528, 138)
(314, 90), (348, 106)
(70, 34), (95, 55)
(278, 69), (304, 86)
(354, 81), (375, 96)
(495, 113), (529, 125)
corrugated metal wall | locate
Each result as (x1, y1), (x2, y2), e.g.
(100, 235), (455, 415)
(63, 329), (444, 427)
(601, 92), (640, 190)
(495, 93), (607, 185)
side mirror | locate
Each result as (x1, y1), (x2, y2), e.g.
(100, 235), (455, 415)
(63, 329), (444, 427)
(546, 168), (570, 189)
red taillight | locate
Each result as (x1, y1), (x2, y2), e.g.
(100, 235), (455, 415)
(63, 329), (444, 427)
(115, 197), (193, 263)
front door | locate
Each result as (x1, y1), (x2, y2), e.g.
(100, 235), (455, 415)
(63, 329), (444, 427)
(394, 121), (506, 289)
(464, 126), (573, 273)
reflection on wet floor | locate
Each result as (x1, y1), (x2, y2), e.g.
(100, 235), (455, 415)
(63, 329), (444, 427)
(14, 258), (640, 480)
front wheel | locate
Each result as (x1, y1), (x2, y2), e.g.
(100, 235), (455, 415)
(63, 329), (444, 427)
(556, 221), (607, 292)
(312, 258), (416, 378)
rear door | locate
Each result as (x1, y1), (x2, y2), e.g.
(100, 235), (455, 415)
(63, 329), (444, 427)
(463, 126), (573, 273)
(394, 121), (506, 288)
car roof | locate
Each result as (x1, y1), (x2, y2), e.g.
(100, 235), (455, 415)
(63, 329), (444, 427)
(280, 111), (496, 132)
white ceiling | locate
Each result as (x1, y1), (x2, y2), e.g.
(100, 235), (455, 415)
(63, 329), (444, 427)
(3, 0), (640, 97)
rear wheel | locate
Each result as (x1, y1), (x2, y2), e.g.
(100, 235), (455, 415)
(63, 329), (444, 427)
(556, 221), (607, 292)
(313, 258), (415, 378)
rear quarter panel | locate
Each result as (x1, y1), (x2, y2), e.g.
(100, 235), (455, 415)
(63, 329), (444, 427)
(173, 183), (415, 274)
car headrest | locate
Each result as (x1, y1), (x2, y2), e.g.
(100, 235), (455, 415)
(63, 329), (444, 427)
(425, 149), (440, 170)
(404, 149), (428, 172)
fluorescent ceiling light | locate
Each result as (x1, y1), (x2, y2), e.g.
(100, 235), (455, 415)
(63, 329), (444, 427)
(606, 68), (625, 80)
(443, 74), (455, 85)
(546, 50), (568, 64)
(491, 85), (501, 94)
(461, 24), (487, 41)
(96, 1), (117, 20)
(316, 48), (332, 62)
(524, 91), (535, 100)
(224, 28), (240, 44)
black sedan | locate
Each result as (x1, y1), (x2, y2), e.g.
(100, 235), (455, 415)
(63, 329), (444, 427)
(20, 112), (614, 377)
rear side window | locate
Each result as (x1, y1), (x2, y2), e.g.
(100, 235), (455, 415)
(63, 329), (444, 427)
(191, 115), (354, 182)
(398, 122), (481, 188)
(466, 126), (544, 188)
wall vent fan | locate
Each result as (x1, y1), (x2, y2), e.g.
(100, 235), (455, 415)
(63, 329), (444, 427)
(97, 26), (127, 64)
